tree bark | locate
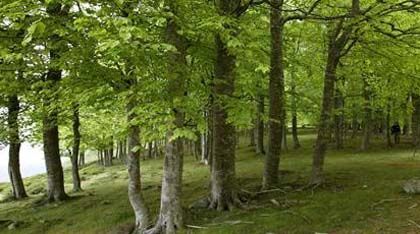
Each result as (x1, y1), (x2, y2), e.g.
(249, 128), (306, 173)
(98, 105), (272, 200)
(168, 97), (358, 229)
(151, 2), (187, 232)
(334, 85), (344, 149)
(43, 1), (69, 202)
(412, 94), (420, 146)
(256, 95), (265, 154)
(209, 0), (244, 209)
(360, 79), (371, 151)
(126, 97), (149, 233)
(71, 103), (82, 192)
(7, 95), (27, 199)
(310, 0), (360, 185)
(291, 78), (300, 149)
(263, 0), (285, 189)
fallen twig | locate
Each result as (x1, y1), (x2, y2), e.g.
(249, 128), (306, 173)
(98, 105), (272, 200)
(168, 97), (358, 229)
(408, 219), (420, 229)
(186, 225), (208, 229)
(371, 198), (410, 209)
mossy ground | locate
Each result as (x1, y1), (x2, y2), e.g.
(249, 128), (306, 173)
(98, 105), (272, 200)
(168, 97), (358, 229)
(2, 132), (420, 234)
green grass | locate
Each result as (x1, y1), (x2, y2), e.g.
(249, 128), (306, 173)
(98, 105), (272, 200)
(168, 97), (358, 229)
(2, 133), (420, 234)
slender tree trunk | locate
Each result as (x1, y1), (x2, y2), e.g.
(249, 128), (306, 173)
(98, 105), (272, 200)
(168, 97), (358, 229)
(334, 86), (344, 149)
(310, 29), (344, 185)
(79, 151), (85, 167)
(386, 103), (392, 147)
(151, 3), (187, 232)
(263, 0), (285, 189)
(412, 94), (420, 146)
(256, 95), (265, 154)
(126, 96), (149, 233)
(291, 79), (300, 149)
(71, 103), (82, 192)
(8, 95), (27, 199)
(360, 79), (371, 151)
(310, 0), (359, 183)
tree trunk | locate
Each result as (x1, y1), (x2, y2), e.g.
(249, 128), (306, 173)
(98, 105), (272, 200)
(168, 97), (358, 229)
(256, 95), (265, 154)
(7, 95), (27, 199)
(43, 2), (69, 202)
(291, 79), (300, 149)
(71, 103), (82, 192)
(334, 85), (344, 149)
(209, 0), (243, 208)
(151, 3), (187, 232)
(126, 97), (149, 233)
(360, 79), (371, 151)
(263, 0), (285, 189)
(310, 30), (343, 185)
(386, 103), (392, 147)
(412, 95), (420, 146)
(79, 151), (85, 167)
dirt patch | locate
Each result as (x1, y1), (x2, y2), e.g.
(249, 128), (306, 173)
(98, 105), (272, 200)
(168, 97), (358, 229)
(386, 163), (420, 168)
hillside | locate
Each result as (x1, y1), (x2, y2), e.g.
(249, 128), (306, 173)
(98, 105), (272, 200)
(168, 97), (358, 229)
(1, 135), (420, 234)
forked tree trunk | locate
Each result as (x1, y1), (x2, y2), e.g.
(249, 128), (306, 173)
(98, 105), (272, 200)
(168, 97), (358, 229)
(8, 95), (27, 199)
(263, 0), (285, 189)
(126, 97), (149, 233)
(71, 103), (82, 192)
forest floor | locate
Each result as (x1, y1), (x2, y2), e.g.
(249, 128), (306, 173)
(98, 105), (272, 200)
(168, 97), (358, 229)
(2, 132), (420, 234)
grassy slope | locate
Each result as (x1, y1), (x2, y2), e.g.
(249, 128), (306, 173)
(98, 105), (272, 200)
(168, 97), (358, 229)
(1, 133), (420, 234)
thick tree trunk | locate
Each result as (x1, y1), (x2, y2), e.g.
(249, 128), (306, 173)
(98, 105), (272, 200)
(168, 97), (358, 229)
(256, 95), (265, 154)
(263, 0), (284, 189)
(7, 95), (27, 199)
(209, 0), (246, 206)
(71, 103), (82, 192)
(151, 3), (187, 232)
(126, 97), (149, 233)
(209, 32), (238, 210)
(43, 2), (68, 202)
(43, 67), (68, 202)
